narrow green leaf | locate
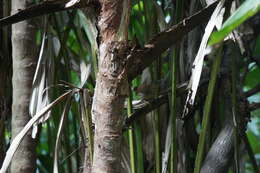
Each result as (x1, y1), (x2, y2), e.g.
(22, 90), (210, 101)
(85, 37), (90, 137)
(209, 0), (260, 45)
(127, 85), (136, 173)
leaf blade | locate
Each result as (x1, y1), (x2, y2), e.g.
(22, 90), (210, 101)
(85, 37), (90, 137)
(209, 0), (260, 45)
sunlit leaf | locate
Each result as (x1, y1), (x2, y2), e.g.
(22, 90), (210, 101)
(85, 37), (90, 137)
(247, 131), (260, 153)
(209, 0), (260, 45)
(245, 66), (260, 89)
(253, 35), (260, 56)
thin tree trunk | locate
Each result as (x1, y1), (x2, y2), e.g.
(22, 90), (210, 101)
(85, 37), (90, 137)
(91, 0), (129, 172)
(10, 0), (37, 172)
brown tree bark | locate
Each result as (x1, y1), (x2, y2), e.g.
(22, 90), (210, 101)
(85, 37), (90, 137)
(91, 0), (130, 172)
(10, 0), (37, 172)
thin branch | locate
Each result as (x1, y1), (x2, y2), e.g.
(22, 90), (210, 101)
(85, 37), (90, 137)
(124, 72), (217, 128)
(249, 102), (260, 112)
(127, 1), (220, 80)
(124, 94), (168, 128)
(244, 84), (260, 97)
(0, 0), (99, 27)
(124, 82), (188, 127)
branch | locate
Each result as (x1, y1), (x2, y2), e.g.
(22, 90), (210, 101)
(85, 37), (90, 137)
(244, 84), (260, 97)
(124, 95), (168, 128)
(0, 0), (99, 27)
(124, 82), (188, 127)
(249, 102), (260, 112)
(124, 73), (216, 127)
(127, 1), (219, 80)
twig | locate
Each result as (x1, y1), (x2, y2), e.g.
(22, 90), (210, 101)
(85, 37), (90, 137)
(249, 102), (260, 112)
(244, 84), (260, 97)
(60, 144), (84, 164)
(0, 0), (99, 27)
(124, 82), (188, 127)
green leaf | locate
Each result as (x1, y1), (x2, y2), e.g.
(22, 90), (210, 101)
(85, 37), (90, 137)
(245, 66), (260, 89)
(246, 131), (260, 153)
(253, 35), (260, 56)
(209, 0), (260, 45)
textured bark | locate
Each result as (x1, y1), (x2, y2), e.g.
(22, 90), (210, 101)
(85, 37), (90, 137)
(91, 0), (129, 173)
(10, 0), (37, 172)
(200, 120), (234, 173)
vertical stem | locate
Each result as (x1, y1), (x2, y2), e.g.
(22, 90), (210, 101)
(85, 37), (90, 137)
(154, 57), (162, 173)
(127, 85), (136, 173)
(135, 123), (144, 173)
(92, 49), (98, 77)
(81, 90), (94, 163)
(194, 46), (223, 173)
(231, 42), (239, 173)
(170, 0), (183, 172)
(154, 118), (161, 173)
(170, 50), (178, 173)
(64, 121), (73, 173)
(72, 103), (80, 169)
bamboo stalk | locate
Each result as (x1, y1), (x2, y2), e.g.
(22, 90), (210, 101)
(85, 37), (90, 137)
(127, 85), (136, 173)
(194, 45), (223, 173)
(170, 0), (183, 172)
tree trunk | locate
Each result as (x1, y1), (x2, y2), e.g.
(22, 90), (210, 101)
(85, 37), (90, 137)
(10, 0), (37, 172)
(91, 0), (129, 173)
